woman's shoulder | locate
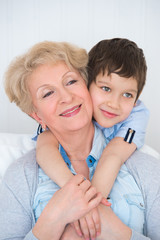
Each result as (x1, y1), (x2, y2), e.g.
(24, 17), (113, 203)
(126, 150), (160, 173)
(125, 150), (160, 196)
(3, 148), (38, 199)
(126, 150), (160, 236)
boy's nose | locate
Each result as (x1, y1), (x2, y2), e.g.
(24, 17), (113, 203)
(107, 95), (119, 109)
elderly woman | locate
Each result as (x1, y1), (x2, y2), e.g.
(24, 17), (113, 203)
(0, 41), (160, 240)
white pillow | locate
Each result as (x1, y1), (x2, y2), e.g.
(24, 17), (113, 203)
(0, 133), (36, 181)
(140, 144), (160, 160)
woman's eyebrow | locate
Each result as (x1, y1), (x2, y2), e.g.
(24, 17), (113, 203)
(62, 70), (74, 79)
(36, 70), (77, 93)
(37, 84), (50, 92)
(36, 71), (72, 90)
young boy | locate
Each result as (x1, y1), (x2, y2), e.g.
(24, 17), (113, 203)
(36, 38), (149, 238)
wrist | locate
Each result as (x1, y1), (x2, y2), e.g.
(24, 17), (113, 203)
(97, 205), (132, 240)
(32, 216), (66, 240)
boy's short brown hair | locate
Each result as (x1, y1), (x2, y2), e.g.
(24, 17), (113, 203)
(88, 38), (147, 99)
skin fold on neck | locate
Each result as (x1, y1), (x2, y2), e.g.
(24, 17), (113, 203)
(52, 121), (95, 179)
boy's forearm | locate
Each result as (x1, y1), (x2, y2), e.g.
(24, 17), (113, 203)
(37, 144), (73, 187)
(92, 137), (136, 198)
(91, 153), (121, 198)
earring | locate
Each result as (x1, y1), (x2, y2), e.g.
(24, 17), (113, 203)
(41, 123), (47, 131)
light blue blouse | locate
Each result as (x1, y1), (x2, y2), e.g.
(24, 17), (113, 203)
(33, 124), (145, 234)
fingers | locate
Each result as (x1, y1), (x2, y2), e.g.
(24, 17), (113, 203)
(72, 174), (97, 202)
(71, 174), (92, 193)
(85, 214), (96, 239)
(91, 208), (101, 237)
(79, 178), (92, 193)
(84, 185), (97, 202)
(79, 217), (90, 239)
(101, 197), (112, 206)
(73, 174), (103, 209)
(73, 220), (82, 237)
(88, 192), (103, 210)
(71, 174), (86, 185)
(79, 209), (100, 240)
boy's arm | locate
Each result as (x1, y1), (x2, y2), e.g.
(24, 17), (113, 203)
(92, 100), (149, 198)
(37, 130), (73, 187)
(91, 137), (136, 198)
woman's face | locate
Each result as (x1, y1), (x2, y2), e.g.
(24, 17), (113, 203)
(29, 62), (93, 135)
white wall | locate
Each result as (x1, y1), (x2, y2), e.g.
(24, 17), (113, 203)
(0, 0), (160, 153)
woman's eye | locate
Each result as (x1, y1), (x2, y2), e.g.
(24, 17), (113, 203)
(123, 92), (132, 98)
(67, 80), (77, 85)
(43, 91), (54, 98)
(101, 86), (111, 92)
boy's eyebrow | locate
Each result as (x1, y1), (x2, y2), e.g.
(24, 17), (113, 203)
(125, 89), (138, 94)
(96, 80), (109, 84)
(96, 80), (114, 86)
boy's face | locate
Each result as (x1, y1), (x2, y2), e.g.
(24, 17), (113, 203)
(89, 71), (138, 128)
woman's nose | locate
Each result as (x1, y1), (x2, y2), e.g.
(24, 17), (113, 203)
(59, 88), (73, 103)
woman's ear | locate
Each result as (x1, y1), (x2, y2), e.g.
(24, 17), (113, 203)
(30, 112), (41, 123)
(30, 112), (47, 130)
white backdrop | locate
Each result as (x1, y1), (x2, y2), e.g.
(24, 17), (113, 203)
(0, 0), (160, 153)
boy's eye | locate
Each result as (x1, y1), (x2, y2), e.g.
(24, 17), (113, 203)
(67, 80), (77, 85)
(101, 86), (111, 92)
(43, 90), (54, 98)
(123, 92), (132, 98)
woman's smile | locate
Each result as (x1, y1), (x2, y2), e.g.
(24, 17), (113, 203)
(60, 104), (82, 117)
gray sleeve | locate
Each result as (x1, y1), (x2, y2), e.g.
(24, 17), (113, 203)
(0, 150), (38, 240)
(126, 151), (160, 240)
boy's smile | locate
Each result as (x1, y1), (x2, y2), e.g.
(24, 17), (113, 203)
(89, 71), (138, 128)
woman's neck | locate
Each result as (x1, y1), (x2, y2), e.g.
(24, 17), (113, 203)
(53, 122), (94, 161)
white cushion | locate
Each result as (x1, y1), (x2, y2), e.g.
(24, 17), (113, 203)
(0, 133), (36, 181)
(140, 144), (160, 160)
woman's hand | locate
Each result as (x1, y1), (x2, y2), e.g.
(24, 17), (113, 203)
(73, 207), (101, 239)
(73, 197), (111, 240)
(32, 174), (103, 240)
(60, 224), (85, 240)
(62, 174), (103, 223)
